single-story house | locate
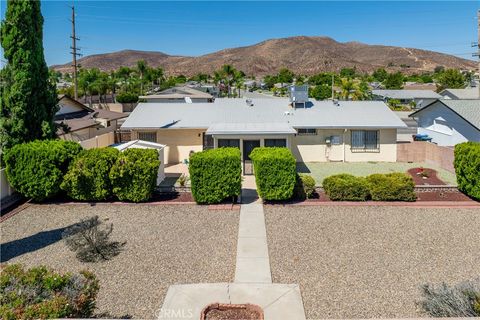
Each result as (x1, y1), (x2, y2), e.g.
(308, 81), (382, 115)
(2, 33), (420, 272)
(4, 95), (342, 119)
(56, 95), (127, 142)
(372, 89), (442, 109)
(140, 86), (214, 103)
(113, 140), (166, 184)
(440, 87), (480, 100)
(409, 99), (480, 146)
(121, 95), (407, 171)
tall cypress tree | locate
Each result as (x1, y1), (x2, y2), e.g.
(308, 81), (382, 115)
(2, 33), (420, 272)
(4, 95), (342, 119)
(0, 0), (57, 150)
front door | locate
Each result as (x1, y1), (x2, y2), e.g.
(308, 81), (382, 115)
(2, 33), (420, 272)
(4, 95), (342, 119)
(243, 140), (260, 175)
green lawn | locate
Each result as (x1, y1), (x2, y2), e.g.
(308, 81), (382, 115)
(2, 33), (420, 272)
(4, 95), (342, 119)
(297, 162), (457, 186)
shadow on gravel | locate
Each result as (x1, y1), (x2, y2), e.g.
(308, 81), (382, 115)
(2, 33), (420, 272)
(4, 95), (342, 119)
(1, 225), (73, 263)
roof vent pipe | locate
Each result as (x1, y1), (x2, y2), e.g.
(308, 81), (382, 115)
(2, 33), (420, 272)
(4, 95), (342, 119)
(246, 99), (254, 106)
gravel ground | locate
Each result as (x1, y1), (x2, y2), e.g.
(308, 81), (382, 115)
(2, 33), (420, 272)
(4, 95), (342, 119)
(298, 162), (457, 186)
(265, 206), (480, 319)
(1, 204), (239, 318)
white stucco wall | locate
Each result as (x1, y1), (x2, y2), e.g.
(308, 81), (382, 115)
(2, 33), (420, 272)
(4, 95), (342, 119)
(414, 102), (480, 146)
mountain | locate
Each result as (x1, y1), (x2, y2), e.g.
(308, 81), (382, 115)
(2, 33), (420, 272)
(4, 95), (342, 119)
(51, 36), (476, 76)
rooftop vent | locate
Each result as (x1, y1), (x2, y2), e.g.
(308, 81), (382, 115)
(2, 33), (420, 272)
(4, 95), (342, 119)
(246, 98), (254, 106)
(333, 99), (340, 107)
(289, 85), (309, 108)
(185, 97), (192, 103)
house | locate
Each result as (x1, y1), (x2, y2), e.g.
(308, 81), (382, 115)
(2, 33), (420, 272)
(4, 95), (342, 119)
(55, 95), (127, 142)
(409, 99), (480, 146)
(403, 82), (437, 91)
(440, 87), (480, 100)
(121, 88), (407, 171)
(140, 86), (214, 103)
(186, 83), (220, 97)
(372, 89), (442, 109)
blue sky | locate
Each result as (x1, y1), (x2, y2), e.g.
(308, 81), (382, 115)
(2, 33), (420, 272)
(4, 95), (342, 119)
(1, 1), (479, 66)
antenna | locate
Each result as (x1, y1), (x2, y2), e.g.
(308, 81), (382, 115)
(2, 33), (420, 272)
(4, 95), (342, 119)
(69, 2), (82, 100)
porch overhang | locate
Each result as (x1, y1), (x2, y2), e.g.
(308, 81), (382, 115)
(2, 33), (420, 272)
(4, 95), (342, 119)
(206, 122), (296, 135)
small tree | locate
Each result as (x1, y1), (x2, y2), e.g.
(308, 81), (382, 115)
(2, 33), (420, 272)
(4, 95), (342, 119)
(384, 72), (404, 89)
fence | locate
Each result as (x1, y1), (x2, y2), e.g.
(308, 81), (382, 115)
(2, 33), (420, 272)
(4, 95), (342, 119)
(79, 131), (115, 149)
(1, 168), (15, 201)
(397, 141), (455, 173)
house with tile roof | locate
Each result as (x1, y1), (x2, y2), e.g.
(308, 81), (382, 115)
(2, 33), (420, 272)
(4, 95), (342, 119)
(409, 99), (480, 146)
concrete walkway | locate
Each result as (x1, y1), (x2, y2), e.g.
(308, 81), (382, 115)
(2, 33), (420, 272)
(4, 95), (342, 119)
(235, 176), (272, 283)
(159, 175), (306, 320)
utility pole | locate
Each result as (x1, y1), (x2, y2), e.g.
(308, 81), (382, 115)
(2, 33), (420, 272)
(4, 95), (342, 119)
(473, 10), (480, 97)
(69, 3), (81, 100)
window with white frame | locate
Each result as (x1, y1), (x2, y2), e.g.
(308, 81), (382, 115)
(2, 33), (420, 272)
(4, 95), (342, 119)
(297, 128), (317, 135)
(351, 130), (379, 152)
(264, 139), (287, 147)
(138, 131), (157, 143)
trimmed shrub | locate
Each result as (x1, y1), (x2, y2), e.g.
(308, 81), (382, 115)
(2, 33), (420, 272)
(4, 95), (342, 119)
(110, 148), (160, 202)
(61, 148), (119, 201)
(454, 142), (480, 200)
(322, 174), (369, 201)
(189, 148), (241, 204)
(294, 174), (316, 200)
(419, 279), (480, 317)
(0, 264), (99, 319)
(4, 140), (82, 201)
(366, 172), (416, 201)
(250, 147), (296, 200)
(115, 91), (138, 103)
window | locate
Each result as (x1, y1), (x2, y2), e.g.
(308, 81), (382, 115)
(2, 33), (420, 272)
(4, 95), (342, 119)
(138, 131), (157, 143)
(218, 139), (240, 148)
(351, 130), (379, 152)
(264, 139), (287, 147)
(330, 135), (341, 145)
(297, 128), (317, 135)
(203, 133), (214, 150)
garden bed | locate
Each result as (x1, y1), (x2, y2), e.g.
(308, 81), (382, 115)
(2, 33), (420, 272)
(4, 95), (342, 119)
(407, 168), (446, 185)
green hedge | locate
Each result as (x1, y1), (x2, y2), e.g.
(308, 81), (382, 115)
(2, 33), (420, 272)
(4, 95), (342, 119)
(115, 92), (138, 103)
(61, 148), (119, 201)
(189, 148), (241, 204)
(294, 174), (316, 200)
(4, 140), (82, 201)
(110, 148), (160, 202)
(0, 264), (99, 320)
(454, 142), (480, 200)
(366, 172), (416, 201)
(322, 174), (370, 201)
(250, 147), (296, 200)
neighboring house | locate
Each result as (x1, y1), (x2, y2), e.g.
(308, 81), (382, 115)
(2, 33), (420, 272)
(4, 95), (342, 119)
(121, 90), (406, 170)
(140, 86), (214, 103)
(440, 87), (480, 100)
(409, 99), (480, 146)
(372, 89), (442, 109)
(56, 95), (127, 142)
(186, 83), (220, 97)
(403, 82), (437, 91)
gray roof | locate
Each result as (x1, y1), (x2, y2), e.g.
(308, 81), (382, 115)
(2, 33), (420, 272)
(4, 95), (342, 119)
(410, 99), (480, 130)
(140, 86), (213, 100)
(440, 88), (480, 100)
(121, 98), (406, 131)
(372, 89), (441, 99)
(206, 122), (297, 135)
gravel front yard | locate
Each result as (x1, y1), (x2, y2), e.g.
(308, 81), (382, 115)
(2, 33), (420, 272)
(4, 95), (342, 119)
(298, 162), (458, 185)
(1, 204), (239, 318)
(265, 206), (480, 319)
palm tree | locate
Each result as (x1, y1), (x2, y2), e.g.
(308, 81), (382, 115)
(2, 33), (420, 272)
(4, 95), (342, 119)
(234, 70), (244, 98)
(136, 60), (147, 94)
(339, 78), (355, 100)
(221, 64), (236, 97)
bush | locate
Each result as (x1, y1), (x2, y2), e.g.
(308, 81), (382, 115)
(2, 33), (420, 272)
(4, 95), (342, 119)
(4, 140), (82, 201)
(366, 172), (416, 201)
(110, 148), (160, 202)
(62, 216), (125, 262)
(322, 174), (369, 201)
(294, 174), (316, 200)
(0, 264), (99, 319)
(61, 148), (119, 201)
(189, 148), (241, 204)
(419, 279), (480, 317)
(454, 142), (480, 200)
(250, 147), (296, 200)
(115, 92), (138, 103)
